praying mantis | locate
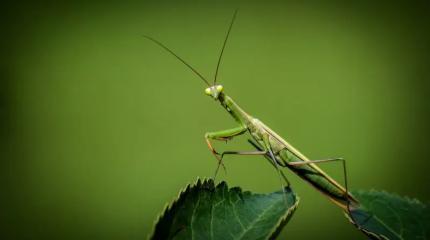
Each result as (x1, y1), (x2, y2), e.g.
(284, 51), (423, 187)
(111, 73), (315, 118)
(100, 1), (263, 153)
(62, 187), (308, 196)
(144, 9), (362, 225)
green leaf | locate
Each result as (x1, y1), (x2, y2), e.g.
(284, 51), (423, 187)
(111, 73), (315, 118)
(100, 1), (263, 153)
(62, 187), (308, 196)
(150, 178), (299, 240)
(346, 190), (430, 240)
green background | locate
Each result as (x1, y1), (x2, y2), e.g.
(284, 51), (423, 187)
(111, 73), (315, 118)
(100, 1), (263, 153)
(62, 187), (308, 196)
(1, 1), (429, 239)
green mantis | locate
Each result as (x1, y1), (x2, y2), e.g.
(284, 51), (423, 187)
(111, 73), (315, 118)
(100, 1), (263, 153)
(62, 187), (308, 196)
(144, 9), (360, 217)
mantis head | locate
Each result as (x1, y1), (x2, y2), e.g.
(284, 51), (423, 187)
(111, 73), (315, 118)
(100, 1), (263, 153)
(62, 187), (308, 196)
(205, 85), (224, 100)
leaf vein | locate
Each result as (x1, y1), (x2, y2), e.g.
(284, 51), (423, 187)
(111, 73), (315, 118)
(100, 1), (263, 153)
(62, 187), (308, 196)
(236, 199), (279, 240)
(190, 194), (201, 240)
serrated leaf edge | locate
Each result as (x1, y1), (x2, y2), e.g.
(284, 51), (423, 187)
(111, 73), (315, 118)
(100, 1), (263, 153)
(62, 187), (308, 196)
(353, 189), (427, 208)
(148, 177), (213, 240)
(148, 178), (300, 240)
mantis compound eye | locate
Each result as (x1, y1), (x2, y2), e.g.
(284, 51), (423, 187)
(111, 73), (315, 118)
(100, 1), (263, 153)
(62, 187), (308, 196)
(205, 87), (212, 95)
(216, 85), (223, 92)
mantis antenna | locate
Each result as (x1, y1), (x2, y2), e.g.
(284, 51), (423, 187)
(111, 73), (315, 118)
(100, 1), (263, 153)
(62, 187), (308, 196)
(142, 35), (211, 86)
(214, 9), (238, 85)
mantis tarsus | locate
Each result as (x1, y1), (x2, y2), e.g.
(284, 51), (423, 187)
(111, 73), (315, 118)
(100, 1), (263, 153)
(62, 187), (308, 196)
(144, 9), (362, 227)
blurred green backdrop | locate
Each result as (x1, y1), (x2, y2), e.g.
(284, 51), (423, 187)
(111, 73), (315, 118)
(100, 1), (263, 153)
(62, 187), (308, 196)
(1, 0), (429, 239)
